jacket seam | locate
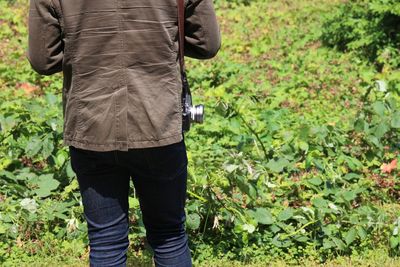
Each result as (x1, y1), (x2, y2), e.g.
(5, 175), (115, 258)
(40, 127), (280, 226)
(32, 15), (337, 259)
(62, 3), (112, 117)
(65, 130), (182, 143)
(65, 132), (183, 146)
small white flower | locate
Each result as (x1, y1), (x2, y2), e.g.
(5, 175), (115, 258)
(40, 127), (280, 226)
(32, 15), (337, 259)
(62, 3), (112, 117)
(213, 216), (220, 229)
(10, 225), (18, 234)
(67, 218), (79, 233)
(20, 198), (38, 214)
(393, 226), (399, 236)
(328, 203), (339, 211)
(242, 224), (256, 234)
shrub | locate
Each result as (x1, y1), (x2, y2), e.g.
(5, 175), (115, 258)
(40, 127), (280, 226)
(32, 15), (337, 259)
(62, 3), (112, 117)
(321, 0), (400, 71)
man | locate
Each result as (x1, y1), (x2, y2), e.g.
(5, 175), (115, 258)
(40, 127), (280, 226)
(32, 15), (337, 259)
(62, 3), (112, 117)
(28, 0), (221, 266)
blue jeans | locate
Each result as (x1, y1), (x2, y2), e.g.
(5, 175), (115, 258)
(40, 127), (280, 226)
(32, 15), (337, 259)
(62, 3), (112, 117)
(69, 140), (192, 267)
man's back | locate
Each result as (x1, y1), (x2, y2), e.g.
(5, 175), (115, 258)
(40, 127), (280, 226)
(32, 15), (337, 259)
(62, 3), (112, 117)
(28, 0), (220, 152)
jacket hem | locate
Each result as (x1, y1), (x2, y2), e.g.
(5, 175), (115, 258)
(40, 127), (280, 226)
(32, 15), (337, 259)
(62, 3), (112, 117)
(63, 133), (183, 152)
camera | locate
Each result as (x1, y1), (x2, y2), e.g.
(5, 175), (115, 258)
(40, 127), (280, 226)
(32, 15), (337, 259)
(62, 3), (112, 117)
(182, 92), (204, 131)
(181, 75), (204, 132)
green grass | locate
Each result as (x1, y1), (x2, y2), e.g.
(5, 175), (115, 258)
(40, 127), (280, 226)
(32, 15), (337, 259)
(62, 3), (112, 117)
(5, 249), (400, 267)
(2, 234), (399, 267)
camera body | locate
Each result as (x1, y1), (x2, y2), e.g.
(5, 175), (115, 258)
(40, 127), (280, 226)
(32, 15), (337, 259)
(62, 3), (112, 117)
(181, 75), (204, 132)
(182, 92), (204, 132)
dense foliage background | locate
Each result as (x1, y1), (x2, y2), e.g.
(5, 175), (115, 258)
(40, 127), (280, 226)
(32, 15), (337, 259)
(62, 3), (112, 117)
(322, 0), (400, 72)
(0, 0), (400, 266)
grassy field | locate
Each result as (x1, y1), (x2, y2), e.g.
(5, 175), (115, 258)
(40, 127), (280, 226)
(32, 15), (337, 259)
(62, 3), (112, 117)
(1, 0), (400, 266)
(7, 250), (400, 267)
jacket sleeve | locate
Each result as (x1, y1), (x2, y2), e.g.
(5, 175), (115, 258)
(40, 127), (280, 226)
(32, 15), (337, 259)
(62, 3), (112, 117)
(184, 0), (221, 59)
(28, 0), (63, 75)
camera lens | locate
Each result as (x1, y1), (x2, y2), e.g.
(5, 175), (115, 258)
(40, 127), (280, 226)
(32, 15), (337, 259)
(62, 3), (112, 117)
(190, 104), (204, 124)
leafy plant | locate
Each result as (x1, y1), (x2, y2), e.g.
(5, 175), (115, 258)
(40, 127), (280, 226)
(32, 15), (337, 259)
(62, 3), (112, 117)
(322, 0), (400, 71)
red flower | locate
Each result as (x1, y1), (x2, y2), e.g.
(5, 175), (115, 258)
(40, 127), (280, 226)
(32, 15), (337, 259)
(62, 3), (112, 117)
(381, 159), (398, 174)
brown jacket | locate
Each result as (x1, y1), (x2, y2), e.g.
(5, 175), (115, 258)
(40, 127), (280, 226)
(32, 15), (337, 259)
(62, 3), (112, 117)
(28, 0), (221, 151)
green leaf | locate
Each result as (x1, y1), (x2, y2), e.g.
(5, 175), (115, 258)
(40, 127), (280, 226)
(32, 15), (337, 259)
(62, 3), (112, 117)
(253, 208), (274, 225)
(229, 118), (242, 135)
(129, 197), (140, 208)
(354, 118), (368, 132)
(56, 152), (67, 167)
(247, 184), (257, 199)
(343, 173), (360, 181)
(272, 235), (292, 248)
(0, 223), (8, 234)
(278, 208), (294, 221)
(372, 122), (389, 139)
(224, 164), (239, 173)
(41, 135), (54, 159)
(25, 136), (42, 157)
(308, 177), (323, 186)
(186, 213), (200, 230)
(344, 228), (357, 245)
(32, 174), (60, 198)
(344, 156), (363, 171)
(298, 124), (310, 140)
(269, 224), (281, 233)
(242, 223), (256, 234)
(298, 141), (309, 152)
(312, 197), (328, 208)
(66, 160), (75, 178)
(312, 159), (325, 170)
(0, 170), (22, 181)
(391, 112), (400, 128)
(372, 101), (386, 116)
(323, 238), (335, 249)
(45, 93), (58, 106)
(266, 158), (290, 173)
(366, 135), (381, 147)
(357, 226), (367, 240)
(343, 190), (357, 202)
(331, 237), (346, 250)
(55, 213), (68, 220)
(390, 236), (399, 248)
(295, 236), (309, 242)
